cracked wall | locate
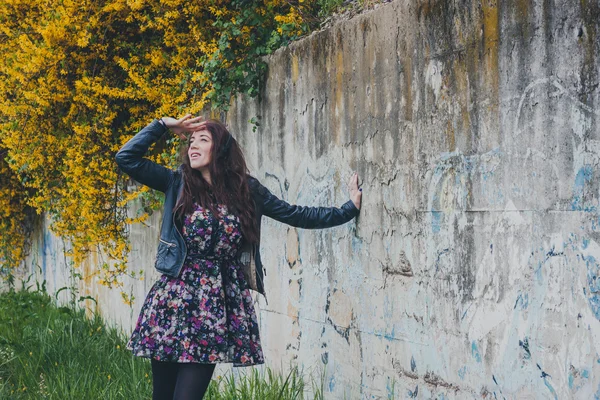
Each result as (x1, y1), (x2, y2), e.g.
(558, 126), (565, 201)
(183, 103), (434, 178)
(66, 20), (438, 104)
(227, 0), (600, 398)
(12, 0), (600, 398)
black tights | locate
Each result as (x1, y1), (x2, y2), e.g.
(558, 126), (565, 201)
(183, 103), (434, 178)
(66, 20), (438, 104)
(151, 359), (215, 400)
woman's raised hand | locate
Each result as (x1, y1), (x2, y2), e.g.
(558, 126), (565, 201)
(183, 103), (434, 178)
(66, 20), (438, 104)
(348, 172), (362, 210)
(161, 115), (205, 139)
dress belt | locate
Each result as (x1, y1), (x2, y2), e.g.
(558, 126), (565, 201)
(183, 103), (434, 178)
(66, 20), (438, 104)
(186, 253), (237, 263)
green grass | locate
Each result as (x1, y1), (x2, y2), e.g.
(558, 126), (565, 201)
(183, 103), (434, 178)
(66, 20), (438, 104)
(206, 367), (320, 400)
(0, 284), (322, 399)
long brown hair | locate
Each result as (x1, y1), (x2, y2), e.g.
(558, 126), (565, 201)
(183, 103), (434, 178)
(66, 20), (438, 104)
(174, 119), (259, 244)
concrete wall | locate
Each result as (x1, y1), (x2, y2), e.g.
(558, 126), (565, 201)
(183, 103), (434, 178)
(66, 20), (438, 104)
(9, 0), (600, 398)
(228, 0), (600, 398)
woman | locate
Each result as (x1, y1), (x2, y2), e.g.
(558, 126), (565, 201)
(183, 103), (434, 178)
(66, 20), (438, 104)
(115, 115), (362, 400)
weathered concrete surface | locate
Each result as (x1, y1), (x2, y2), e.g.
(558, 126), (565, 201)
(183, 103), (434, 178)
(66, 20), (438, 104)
(9, 0), (600, 398)
(227, 0), (600, 398)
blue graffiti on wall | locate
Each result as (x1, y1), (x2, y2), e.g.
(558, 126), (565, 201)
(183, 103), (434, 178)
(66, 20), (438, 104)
(571, 165), (595, 212)
(583, 255), (600, 320)
(472, 342), (482, 363)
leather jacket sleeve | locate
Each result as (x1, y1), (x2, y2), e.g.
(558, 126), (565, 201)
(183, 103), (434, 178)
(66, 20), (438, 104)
(115, 120), (174, 193)
(251, 178), (359, 229)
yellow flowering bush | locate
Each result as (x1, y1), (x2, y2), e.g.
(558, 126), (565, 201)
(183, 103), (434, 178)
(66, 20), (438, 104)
(0, 149), (31, 279)
(0, 0), (318, 297)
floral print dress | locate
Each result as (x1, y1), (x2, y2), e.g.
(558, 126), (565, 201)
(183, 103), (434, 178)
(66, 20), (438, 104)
(126, 202), (264, 366)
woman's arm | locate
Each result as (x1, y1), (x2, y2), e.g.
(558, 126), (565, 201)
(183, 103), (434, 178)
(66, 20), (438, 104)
(115, 120), (173, 193)
(115, 115), (204, 193)
(252, 174), (361, 229)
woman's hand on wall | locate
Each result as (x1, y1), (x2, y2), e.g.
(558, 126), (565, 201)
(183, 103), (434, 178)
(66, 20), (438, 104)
(348, 172), (362, 210)
(160, 115), (205, 139)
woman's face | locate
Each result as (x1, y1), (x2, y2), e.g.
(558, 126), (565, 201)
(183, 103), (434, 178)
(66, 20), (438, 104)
(188, 129), (213, 170)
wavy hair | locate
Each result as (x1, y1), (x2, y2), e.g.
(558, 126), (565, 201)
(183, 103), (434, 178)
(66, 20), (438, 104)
(174, 119), (259, 244)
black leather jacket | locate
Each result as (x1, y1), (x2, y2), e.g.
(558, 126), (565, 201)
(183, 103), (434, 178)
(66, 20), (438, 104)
(115, 120), (359, 299)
